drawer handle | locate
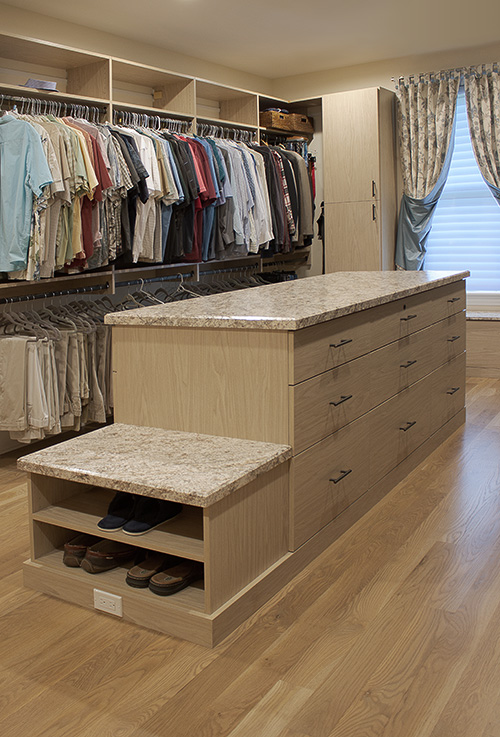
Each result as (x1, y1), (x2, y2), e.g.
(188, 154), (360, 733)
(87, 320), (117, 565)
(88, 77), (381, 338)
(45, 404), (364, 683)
(400, 421), (416, 432)
(330, 469), (353, 484)
(372, 180), (376, 197)
(330, 394), (353, 407)
(447, 387), (460, 395)
(448, 297), (461, 303)
(372, 203), (377, 221)
(330, 338), (353, 348)
(400, 359), (417, 368)
(401, 314), (418, 322)
(447, 335), (461, 342)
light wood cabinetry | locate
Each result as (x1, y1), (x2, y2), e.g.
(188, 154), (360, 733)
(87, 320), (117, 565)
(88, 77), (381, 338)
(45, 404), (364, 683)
(22, 436), (290, 647)
(112, 278), (467, 555)
(322, 87), (397, 272)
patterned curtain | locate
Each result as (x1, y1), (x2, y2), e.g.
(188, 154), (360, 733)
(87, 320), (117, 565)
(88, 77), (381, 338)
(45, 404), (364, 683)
(465, 64), (500, 203)
(395, 73), (459, 269)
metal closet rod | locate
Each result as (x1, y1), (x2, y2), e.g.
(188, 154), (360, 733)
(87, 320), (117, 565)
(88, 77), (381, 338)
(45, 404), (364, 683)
(116, 272), (195, 288)
(112, 109), (191, 132)
(199, 263), (260, 276)
(0, 93), (105, 120)
(0, 282), (110, 305)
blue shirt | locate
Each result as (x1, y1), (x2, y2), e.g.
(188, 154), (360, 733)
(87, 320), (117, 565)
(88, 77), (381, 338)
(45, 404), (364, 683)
(0, 115), (53, 271)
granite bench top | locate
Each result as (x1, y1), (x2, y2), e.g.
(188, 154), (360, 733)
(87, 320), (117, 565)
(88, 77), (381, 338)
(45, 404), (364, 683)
(104, 270), (469, 331)
(17, 424), (292, 507)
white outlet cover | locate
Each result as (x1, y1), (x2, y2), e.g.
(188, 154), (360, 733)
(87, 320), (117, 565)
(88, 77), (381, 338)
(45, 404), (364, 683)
(93, 588), (123, 617)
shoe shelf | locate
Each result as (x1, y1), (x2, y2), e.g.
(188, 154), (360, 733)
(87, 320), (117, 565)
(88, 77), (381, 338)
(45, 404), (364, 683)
(31, 485), (204, 561)
(19, 424), (291, 646)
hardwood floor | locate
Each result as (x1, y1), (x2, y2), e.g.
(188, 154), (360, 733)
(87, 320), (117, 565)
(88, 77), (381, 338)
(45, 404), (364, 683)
(1, 376), (500, 737)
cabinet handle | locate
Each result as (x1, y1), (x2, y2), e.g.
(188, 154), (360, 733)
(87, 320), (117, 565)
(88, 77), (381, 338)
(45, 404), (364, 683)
(447, 387), (460, 395)
(330, 394), (353, 407)
(372, 180), (376, 197)
(400, 359), (417, 368)
(330, 469), (353, 484)
(372, 203), (377, 221)
(400, 314), (417, 322)
(448, 297), (461, 303)
(330, 338), (353, 348)
(400, 421), (417, 432)
(447, 335), (460, 342)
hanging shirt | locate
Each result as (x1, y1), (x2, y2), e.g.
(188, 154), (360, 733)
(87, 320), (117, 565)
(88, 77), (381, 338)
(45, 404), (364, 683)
(0, 115), (53, 272)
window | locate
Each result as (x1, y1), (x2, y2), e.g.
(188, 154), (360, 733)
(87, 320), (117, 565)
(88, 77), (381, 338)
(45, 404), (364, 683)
(425, 87), (500, 303)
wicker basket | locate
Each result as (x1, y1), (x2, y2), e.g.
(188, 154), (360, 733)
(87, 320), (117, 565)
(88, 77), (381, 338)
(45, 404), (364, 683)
(260, 110), (314, 133)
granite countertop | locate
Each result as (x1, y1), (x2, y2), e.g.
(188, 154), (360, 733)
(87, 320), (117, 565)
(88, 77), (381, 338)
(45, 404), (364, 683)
(18, 424), (292, 507)
(104, 270), (469, 331)
(466, 311), (500, 321)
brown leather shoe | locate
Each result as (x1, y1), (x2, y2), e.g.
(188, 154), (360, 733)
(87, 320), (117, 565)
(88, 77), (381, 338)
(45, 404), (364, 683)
(148, 560), (203, 596)
(125, 553), (177, 588)
(80, 539), (136, 574)
(63, 534), (101, 567)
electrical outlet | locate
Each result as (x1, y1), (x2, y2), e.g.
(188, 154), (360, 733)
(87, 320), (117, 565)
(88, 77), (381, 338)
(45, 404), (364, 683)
(93, 589), (123, 617)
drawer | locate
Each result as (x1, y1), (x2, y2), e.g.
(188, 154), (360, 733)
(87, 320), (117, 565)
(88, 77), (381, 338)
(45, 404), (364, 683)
(291, 281), (465, 383)
(292, 313), (466, 454)
(369, 372), (435, 483)
(431, 352), (466, 428)
(291, 414), (372, 549)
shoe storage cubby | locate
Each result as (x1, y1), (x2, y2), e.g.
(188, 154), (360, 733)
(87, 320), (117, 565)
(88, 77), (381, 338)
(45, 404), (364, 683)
(20, 424), (291, 646)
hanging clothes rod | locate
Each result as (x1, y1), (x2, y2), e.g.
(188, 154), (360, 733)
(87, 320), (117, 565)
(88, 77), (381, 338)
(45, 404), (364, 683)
(115, 272), (195, 288)
(199, 262), (260, 276)
(0, 281), (110, 305)
(112, 109), (191, 132)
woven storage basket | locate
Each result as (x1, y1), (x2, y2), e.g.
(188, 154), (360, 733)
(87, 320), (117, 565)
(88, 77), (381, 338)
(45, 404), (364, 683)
(260, 110), (314, 133)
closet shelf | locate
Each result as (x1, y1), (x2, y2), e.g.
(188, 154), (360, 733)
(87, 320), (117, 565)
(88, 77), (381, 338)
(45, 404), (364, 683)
(0, 83), (110, 107)
(111, 100), (195, 119)
(195, 115), (258, 130)
(31, 549), (206, 611)
(32, 486), (205, 561)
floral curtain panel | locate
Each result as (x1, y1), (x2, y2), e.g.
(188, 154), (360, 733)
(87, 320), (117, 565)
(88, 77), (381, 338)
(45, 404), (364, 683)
(465, 64), (500, 203)
(395, 73), (459, 270)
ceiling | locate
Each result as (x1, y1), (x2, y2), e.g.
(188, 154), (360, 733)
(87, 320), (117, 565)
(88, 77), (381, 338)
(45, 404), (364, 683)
(4, 0), (500, 78)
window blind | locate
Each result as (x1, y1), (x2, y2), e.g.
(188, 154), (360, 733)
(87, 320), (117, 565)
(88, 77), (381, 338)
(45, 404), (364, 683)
(425, 88), (500, 296)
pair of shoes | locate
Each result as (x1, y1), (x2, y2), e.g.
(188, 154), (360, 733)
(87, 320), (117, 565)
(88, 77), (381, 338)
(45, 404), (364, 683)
(125, 554), (203, 595)
(63, 534), (101, 567)
(149, 560), (203, 596)
(97, 492), (182, 536)
(80, 539), (137, 574)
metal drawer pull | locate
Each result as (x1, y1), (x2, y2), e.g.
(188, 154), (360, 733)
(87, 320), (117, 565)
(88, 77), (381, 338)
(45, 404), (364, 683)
(330, 469), (353, 484)
(400, 359), (417, 368)
(330, 394), (353, 407)
(401, 314), (417, 322)
(372, 203), (377, 221)
(448, 297), (461, 303)
(372, 180), (376, 197)
(330, 338), (353, 348)
(447, 335), (460, 342)
(447, 387), (460, 395)
(400, 421), (417, 432)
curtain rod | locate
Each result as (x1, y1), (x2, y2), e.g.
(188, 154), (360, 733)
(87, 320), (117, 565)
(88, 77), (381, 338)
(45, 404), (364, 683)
(392, 62), (499, 86)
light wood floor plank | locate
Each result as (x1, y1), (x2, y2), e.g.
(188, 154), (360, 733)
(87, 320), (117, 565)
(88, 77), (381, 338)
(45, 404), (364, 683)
(0, 377), (499, 737)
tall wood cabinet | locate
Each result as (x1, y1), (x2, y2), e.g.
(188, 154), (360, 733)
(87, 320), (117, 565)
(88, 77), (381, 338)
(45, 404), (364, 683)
(323, 87), (398, 272)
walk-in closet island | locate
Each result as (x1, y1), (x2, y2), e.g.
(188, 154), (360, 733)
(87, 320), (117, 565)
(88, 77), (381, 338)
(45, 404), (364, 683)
(21, 271), (468, 645)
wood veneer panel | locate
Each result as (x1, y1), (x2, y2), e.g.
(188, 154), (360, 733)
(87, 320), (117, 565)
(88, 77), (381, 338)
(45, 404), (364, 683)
(112, 326), (290, 444)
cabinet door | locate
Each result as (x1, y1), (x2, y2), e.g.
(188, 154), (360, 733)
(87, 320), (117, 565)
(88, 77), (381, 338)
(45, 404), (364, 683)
(323, 88), (380, 203)
(324, 201), (381, 272)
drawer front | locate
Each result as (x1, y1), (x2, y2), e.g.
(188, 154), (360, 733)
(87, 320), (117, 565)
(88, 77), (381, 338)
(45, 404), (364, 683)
(292, 281), (466, 383)
(291, 353), (466, 548)
(431, 352), (466, 428)
(292, 312), (466, 454)
(291, 415), (372, 549)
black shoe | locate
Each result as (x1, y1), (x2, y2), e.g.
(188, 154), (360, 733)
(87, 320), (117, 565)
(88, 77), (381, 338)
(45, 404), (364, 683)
(122, 497), (182, 536)
(97, 491), (138, 532)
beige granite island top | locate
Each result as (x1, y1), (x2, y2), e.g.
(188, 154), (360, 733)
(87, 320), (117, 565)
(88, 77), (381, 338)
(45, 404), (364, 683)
(18, 424), (292, 507)
(104, 270), (469, 331)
